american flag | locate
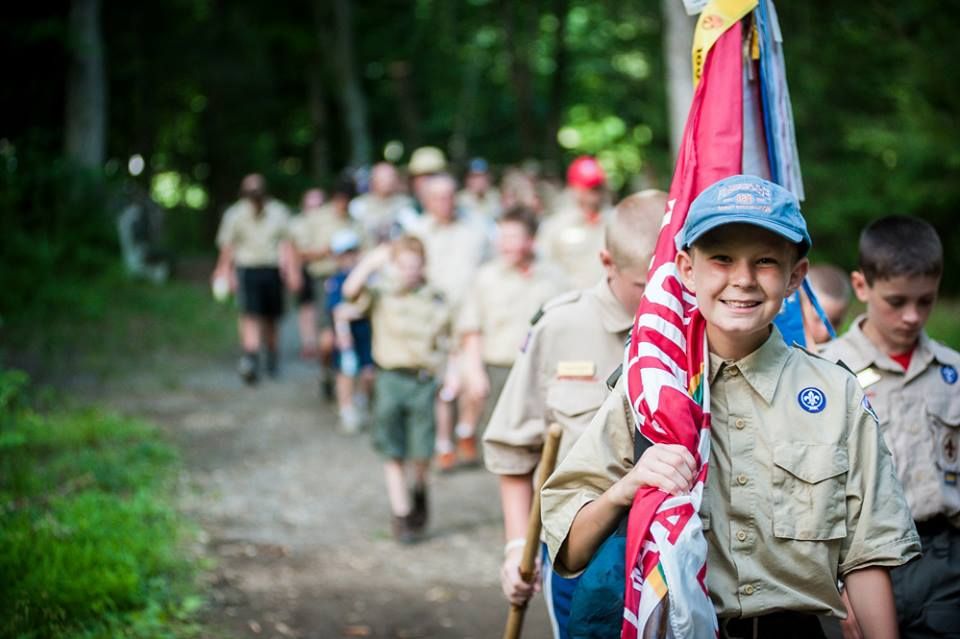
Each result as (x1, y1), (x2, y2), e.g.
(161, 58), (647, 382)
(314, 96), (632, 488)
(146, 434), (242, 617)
(621, 17), (745, 639)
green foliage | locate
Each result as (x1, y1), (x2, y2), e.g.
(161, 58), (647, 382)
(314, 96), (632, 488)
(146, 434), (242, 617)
(0, 370), (203, 638)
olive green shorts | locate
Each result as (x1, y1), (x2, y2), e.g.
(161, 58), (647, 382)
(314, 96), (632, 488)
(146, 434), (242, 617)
(372, 369), (437, 460)
(479, 363), (512, 435)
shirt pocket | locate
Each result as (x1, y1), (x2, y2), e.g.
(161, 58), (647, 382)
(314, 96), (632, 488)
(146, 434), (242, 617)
(772, 443), (849, 541)
(545, 380), (606, 441)
(926, 399), (960, 474)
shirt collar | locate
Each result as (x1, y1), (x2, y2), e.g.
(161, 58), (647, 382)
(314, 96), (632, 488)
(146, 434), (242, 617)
(708, 326), (791, 405)
(592, 278), (634, 334)
(840, 315), (937, 378)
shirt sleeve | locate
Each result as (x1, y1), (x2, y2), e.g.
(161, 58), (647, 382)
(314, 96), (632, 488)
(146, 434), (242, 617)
(455, 278), (483, 337)
(540, 383), (634, 577)
(215, 208), (236, 249)
(838, 380), (922, 576)
(482, 322), (549, 475)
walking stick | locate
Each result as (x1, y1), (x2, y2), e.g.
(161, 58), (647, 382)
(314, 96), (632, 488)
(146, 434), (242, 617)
(502, 423), (563, 639)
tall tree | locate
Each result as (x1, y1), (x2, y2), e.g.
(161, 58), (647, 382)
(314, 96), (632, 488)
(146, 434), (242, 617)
(661, 0), (695, 161)
(543, 0), (571, 170)
(64, 0), (106, 169)
(503, 0), (538, 158)
(330, 0), (372, 167)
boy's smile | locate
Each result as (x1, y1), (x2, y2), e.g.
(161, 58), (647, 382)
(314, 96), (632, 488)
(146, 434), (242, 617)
(677, 224), (808, 360)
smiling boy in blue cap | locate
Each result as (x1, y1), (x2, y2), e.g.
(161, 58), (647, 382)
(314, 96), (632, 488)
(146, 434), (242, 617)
(541, 175), (920, 638)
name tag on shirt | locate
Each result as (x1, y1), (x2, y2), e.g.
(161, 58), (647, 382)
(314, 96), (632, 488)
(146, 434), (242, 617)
(557, 361), (596, 379)
(856, 367), (882, 389)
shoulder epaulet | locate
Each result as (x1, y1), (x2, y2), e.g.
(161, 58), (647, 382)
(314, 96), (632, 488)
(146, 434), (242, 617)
(606, 363), (623, 390)
(539, 289), (582, 313)
(792, 342), (856, 376)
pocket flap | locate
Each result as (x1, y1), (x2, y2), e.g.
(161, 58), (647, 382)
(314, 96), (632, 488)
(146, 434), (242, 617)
(546, 380), (606, 418)
(773, 443), (849, 484)
(926, 399), (960, 427)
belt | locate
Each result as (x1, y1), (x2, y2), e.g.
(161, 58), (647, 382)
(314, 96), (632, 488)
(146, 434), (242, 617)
(383, 366), (433, 382)
(720, 612), (825, 639)
(914, 514), (955, 537)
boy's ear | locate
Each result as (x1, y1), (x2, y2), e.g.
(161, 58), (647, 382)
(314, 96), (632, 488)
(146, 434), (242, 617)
(850, 270), (871, 303)
(786, 256), (809, 297)
(675, 250), (696, 292)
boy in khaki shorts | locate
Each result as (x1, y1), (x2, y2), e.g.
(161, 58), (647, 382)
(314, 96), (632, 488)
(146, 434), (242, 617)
(821, 216), (960, 638)
(456, 206), (569, 466)
(542, 176), (920, 638)
(343, 236), (450, 543)
(483, 191), (666, 637)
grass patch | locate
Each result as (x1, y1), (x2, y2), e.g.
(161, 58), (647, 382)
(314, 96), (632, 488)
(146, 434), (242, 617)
(0, 369), (205, 638)
(0, 267), (236, 380)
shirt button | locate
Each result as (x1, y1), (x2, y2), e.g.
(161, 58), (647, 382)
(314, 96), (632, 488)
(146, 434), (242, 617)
(735, 419), (745, 430)
(737, 474), (748, 486)
(727, 367), (740, 377)
(743, 584), (755, 596)
(736, 530), (748, 542)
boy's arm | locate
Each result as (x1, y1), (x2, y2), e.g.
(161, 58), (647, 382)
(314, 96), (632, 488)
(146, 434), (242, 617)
(342, 245), (390, 300)
(843, 567), (897, 639)
(499, 474), (540, 605)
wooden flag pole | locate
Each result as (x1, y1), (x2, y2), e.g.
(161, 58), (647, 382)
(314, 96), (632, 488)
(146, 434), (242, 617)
(502, 423), (563, 639)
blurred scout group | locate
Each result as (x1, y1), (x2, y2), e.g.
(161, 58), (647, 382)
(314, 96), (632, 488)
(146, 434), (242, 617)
(211, 151), (958, 637)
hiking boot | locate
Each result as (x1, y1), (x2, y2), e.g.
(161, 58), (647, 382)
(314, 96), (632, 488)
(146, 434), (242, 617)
(391, 514), (418, 544)
(410, 484), (428, 530)
(265, 350), (279, 378)
(238, 353), (258, 385)
(456, 436), (480, 467)
(435, 450), (457, 473)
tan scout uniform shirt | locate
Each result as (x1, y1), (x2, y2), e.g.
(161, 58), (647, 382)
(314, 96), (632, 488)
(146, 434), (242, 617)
(349, 193), (413, 246)
(412, 215), (490, 310)
(216, 198), (291, 267)
(368, 280), (450, 373)
(542, 328), (920, 618)
(536, 206), (609, 290)
(457, 189), (502, 220)
(291, 205), (358, 278)
(456, 259), (569, 367)
(483, 278), (634, 474)
(821, 317), (960, 526)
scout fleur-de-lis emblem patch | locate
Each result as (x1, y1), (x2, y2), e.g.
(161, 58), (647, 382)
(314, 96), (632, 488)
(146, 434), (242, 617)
(941, 365), (958, 385)
(798, 387), (826, 413)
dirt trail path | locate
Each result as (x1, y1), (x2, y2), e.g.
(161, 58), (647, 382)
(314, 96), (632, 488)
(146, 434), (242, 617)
(103, 316), (552, 639)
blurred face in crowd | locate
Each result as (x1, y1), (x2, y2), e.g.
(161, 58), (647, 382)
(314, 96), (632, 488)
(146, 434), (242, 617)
(800, 291), (850, 345)
(370, 163), (399, 197)
(423, 176), (457, 223)
(466, 171), (491, 195)
(240, 173), (266, 201)
(574, 186), (603, 215)
(852, 272), (939, 354)
(497, 220), (535, 269)
(301, 188), (324, 211)
(330, 192), (351, 216)
(336, 249), (360, 271)
(393, 249), (426, 290)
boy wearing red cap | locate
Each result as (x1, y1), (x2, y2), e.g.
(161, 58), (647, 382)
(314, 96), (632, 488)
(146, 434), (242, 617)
(537, 156), (612, 289)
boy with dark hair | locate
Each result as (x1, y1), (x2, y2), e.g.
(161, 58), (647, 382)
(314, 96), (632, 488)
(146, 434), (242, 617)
(543, 176), (920, 638)
(342, 236), (451, 543)
(456, 205), (568, 466)
(822, 215), (959, 638)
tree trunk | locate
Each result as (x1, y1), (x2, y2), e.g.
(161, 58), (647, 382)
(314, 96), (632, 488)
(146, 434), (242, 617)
(331, 0), (372, 167)
(388, 60), (422, 150)
(503, 0), (537, 159)
(661, 0), (695, 162)
(64, 0), (107, 169)
(307, 64), (331, 186)
(543, 0), (571, 171)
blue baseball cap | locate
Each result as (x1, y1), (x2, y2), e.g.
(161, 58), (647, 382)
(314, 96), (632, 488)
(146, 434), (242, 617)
(467, 157), (489, 174)
(330, 229), (361, 255)
(681, 175), (811, 256)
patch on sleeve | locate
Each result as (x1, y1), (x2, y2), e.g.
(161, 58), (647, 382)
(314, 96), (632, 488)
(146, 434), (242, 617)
(519, 329), (533, 354)
(797, 387), (826, 413)
(941, 364), (958, 385)
(861, 396), (879, 424)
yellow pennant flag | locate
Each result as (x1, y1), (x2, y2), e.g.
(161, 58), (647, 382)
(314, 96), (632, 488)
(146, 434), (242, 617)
(692, 0), (758, 86)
